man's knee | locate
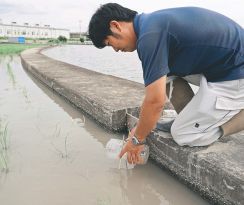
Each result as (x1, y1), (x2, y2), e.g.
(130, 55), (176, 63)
(171, 120), (222, 147)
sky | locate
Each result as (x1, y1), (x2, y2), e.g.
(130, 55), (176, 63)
(0, 0), (244, 32)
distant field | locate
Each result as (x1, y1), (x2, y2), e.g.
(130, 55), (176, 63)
(0, 43), (44, 55)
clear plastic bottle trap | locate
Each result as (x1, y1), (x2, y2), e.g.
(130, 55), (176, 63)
(105, 138), (149, 169)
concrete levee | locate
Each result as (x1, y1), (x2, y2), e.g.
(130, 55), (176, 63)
(127, 109), (244, 205)
(21, 47), (145, 132)
(21, 47), (244, 205)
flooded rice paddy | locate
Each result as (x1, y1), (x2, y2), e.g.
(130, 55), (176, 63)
(43, 45), (144, 84)
(0, 54), (209, 205)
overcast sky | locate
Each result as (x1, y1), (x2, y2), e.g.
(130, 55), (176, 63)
(0, 0), (244, 32)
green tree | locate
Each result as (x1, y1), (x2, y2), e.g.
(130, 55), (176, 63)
(80, 37), (84, 43)
(57, 35), (67, 43)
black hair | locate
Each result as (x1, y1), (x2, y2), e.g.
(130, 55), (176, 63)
(88, 3), (137, 48)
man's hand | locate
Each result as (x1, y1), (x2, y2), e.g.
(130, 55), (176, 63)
(119, 138), (145, 164)
(119, 126), (145, 164)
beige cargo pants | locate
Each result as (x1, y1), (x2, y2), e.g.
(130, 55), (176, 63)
(167, 75), (244, 147)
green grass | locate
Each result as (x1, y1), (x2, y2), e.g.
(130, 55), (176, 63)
(0, 43), (43, 55)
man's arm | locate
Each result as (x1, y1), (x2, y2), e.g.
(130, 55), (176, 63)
(119, 76), (167, 163)
(135, 75), (167, 141)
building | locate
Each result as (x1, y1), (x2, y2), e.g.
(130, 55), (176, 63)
(70, 32), (88, 39)
(0, 21), (70, 39)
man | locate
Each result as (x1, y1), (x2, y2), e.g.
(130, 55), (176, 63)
(89, 3), (244, 164)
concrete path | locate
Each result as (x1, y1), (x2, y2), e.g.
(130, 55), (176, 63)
(21, 47), (244, 205)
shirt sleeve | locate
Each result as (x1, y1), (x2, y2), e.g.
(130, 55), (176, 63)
(137, 31), (170, 86)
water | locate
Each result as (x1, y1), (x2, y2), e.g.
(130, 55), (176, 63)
(0, 55), (209, 204)
(43, 45), (144, 84)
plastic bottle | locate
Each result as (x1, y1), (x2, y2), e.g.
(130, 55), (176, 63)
(105, 138), (149, 169)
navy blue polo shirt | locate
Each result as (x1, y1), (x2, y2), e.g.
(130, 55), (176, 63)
(133, 7), (244, 86)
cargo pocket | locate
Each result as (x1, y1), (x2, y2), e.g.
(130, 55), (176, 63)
(216, 96), (244, 110)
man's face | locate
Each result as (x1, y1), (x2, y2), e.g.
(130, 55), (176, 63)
(104, 21), (137, 52)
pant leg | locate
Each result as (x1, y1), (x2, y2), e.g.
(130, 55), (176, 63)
(171, 76), (241, 147)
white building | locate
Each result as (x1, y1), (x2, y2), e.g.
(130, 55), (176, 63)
(0, 21), (69, 39)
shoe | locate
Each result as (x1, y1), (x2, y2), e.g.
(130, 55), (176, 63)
(156, 120), (174, 133)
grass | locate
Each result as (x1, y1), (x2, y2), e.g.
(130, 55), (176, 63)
(0, 43), (43, 55)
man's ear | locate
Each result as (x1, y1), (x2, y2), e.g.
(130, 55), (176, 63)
(109, 20), (122, 33)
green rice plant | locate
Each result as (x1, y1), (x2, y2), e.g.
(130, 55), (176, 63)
(0, 121), (9, 150)
(51, 124), (70, 159)
(53, 123), (61, 138)
(51, 134), (69, 158)
(6, 62), (16, 87)
(20, 87), (31, 104)
(64, 134), (68, 158)
(0, 150), (8, 172)
(0, 122), (8, 150)
(96, 196), (111, 205)
(0, 121), (9, 172)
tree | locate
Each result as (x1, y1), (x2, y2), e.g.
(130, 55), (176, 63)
(80, 37), (84, 43)
(57, 35), (67, 43)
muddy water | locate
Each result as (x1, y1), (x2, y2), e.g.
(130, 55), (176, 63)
(43, 45), (144, 84)
(0, 55), (209, 205)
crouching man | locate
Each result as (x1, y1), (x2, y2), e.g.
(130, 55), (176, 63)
(88, 3), (244, 164)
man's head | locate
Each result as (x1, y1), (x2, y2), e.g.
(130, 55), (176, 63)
(88, 3), (138, 52)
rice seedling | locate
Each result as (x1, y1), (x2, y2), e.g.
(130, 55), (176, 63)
(64, 134), (68, 158)
(0, 122), (9, 150)
(0, 121), (9, 172)
(53, 123), (61, 138)
(21, 87), (30, 103)
(51, 134), (69, 158)
(0, 150), (8, 172)
(6, 62), (16, 87)
(51, 124), (70, 159)
(96, 196), (111, 205)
